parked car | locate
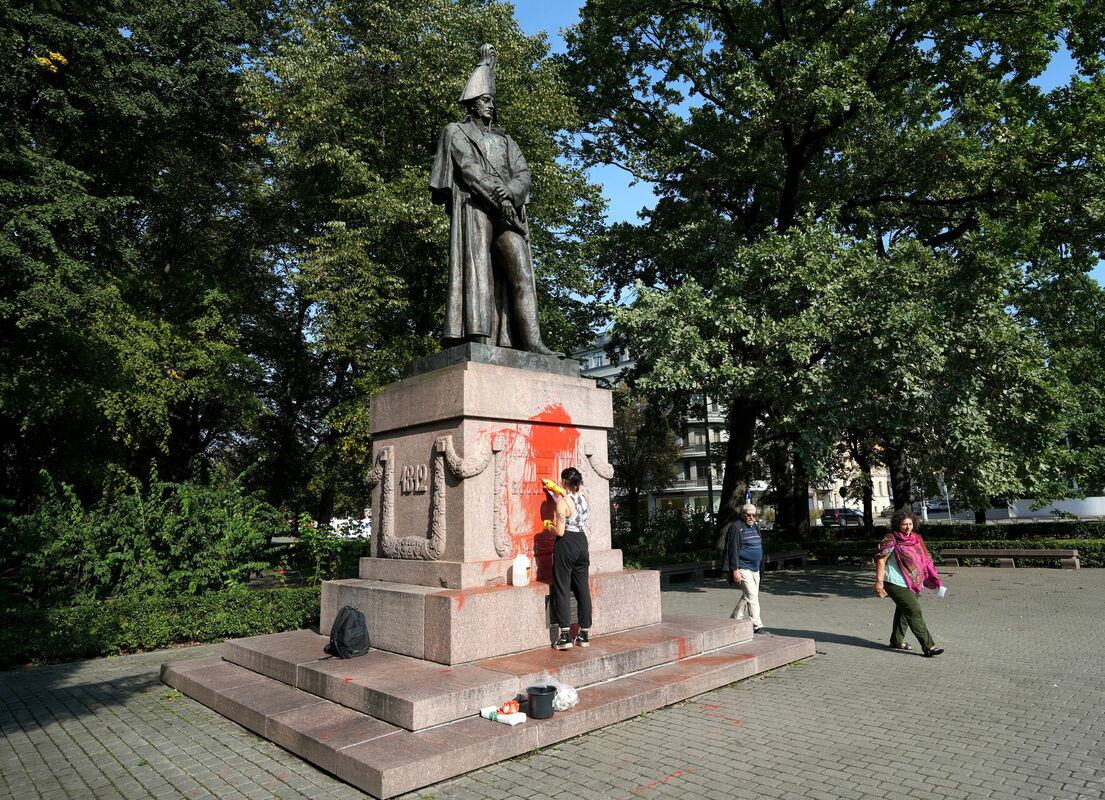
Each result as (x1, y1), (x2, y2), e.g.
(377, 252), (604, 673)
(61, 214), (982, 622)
(820, 507), (864, 527)
(917, 498), (962, 513)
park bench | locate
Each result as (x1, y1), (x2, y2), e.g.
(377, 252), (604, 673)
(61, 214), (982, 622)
(654, 550), (810, 587)
(763, 549), (809, 570)
(939, 548), (1080, 569)
(656, 560), (718, 588)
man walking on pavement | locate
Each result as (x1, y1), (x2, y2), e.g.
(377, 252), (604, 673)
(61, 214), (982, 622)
(722, 503), (765, 632)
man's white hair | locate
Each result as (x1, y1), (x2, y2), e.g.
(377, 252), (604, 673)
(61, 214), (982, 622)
(742, 503), (757, 514)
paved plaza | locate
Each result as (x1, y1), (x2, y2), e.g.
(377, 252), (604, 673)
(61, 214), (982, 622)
(2, 566), (1103, 800)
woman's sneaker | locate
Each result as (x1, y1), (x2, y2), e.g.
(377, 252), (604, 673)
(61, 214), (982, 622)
(574, 630), (590, 648)
(553, 630), (573, 650)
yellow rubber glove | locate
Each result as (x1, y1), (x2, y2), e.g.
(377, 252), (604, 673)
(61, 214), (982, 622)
(542, 478), (566, 497)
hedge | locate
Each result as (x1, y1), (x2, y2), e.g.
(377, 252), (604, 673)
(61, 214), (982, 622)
(0, 585), (321, 670)
(927, 538), (1105, 567)
(625, 541), (805, 570)
(810, 538), (1105, 568)
(612, 509), (717, 561)
(824, 520), (1105, 542)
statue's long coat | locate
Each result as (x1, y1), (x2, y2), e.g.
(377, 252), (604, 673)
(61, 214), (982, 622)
(429, 119), (534, 344)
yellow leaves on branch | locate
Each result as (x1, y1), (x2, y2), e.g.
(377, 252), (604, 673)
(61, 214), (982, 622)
(35, 51), (68, 72)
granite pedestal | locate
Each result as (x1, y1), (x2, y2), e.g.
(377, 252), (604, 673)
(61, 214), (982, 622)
(163, 348), (816, 797)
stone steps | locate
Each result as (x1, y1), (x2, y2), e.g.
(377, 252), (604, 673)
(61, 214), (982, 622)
(220, 614), (751, 731)
(162, 616), (815, 798)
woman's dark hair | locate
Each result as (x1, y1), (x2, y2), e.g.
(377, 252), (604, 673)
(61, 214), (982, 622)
(561, 467), (583, 492)
(890, 510), (917, 532)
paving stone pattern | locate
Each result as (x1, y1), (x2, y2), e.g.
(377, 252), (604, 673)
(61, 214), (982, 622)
(3, 567), (1104, 800)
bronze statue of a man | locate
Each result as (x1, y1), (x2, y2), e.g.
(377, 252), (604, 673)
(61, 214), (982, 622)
(429, 45), (558, 355)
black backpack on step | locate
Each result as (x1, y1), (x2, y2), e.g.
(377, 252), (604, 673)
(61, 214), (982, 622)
(325, 605), (370, 658)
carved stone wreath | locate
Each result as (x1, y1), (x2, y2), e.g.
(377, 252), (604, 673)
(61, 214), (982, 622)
(585, 445), (615, 481)
(367, 437), (496, 561)
(368, 435), (606, 562)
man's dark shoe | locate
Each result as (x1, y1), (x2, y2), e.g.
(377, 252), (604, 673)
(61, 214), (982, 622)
(574, 630), (590, 648)
(553, 631), (573, 650)
(753, 626), (766, 634)
(923, 647), (944, 658)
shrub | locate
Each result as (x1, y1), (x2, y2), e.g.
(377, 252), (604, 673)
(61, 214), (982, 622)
(613, 509), (803, 566)
(926, 520), (1105, 540)
(3, 470), (284, 606)
(270, 523), (374, 584)
(926, 538), (1105, 568)
(625, 548), (718, 570)
(823, 519), (1105, 543)
(0, 585), (321, 669)
(612, 508), (716, 561)
(809, 537), (1105, 567)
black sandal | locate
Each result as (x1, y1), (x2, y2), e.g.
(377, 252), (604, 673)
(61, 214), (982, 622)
(923, 647), (944, 658)
(888, 642), (913, 651)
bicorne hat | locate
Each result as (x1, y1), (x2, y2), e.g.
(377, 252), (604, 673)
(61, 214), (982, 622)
(459, 44), (497, 102)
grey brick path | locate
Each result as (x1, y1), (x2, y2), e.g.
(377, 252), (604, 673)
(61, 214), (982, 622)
(3, 567), (1104, 800)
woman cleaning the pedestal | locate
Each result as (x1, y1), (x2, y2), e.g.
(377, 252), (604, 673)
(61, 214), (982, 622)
(874, 510), (945, 657)
(550, 467), (592, 650)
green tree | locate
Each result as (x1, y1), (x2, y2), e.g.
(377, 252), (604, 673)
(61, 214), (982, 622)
(821, 238), (1066, 519)
(241, 0), (606, 519)
(565, 0), (1105, 533)
(607, 386), (681, 529)
(1, 0), (272, 507)
(1016, 272), (1105, 502)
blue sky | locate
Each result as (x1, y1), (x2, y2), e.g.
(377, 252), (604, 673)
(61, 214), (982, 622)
(510, 1), (1105, 285)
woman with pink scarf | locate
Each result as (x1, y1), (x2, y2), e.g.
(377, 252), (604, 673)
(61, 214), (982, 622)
(873, 510), (945, 657)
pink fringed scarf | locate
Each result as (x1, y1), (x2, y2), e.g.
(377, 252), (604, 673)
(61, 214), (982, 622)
(876, 530), (943, 595)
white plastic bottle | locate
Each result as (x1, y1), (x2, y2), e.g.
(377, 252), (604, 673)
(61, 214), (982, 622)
(511, 552), (530, 587)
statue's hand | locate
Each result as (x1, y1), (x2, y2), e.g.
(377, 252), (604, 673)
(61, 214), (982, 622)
(491, 184), (510, 204)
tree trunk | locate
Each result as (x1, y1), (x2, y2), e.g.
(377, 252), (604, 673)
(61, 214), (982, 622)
(883, 442), (912, 512)
(852, 442), (875, 527)
(312, 356), (354, 524)
(316, 485), (336, 527)
(718, 397), (761, 529)
(626, 488), (642, 534)
(784, 450), (811, 541)
(973, 508), (987, 525)
(768, 437), (810, 541)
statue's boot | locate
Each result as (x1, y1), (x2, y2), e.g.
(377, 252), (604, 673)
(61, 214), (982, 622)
(512, 283), (563, 357)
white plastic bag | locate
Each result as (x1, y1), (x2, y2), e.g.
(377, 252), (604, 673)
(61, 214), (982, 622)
(536, 669), (579, 711)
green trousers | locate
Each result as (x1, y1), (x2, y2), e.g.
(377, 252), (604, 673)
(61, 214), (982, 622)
(884, 582), (935, 650)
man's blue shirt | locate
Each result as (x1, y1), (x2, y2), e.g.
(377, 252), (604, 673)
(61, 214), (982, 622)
(722, 521), (763, 572)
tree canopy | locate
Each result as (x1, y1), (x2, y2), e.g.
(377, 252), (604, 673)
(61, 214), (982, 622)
(564, 0), (1105, 527)
(3, 0), (1104, 534)
(2, 0), (270, 503)
(2, 0), (603, 518)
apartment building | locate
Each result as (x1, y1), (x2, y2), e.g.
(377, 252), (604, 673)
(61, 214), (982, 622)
(574, 333), (734, 514)
(574, 333), (893, 518)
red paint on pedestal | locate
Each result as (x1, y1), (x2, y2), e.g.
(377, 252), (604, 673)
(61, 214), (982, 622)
(492, 403), (581, 580)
